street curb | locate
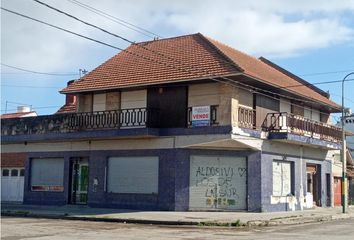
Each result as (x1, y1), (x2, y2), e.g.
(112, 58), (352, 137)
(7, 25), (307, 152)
(1, 211), (199, 226)
(2, 211), (353, 227)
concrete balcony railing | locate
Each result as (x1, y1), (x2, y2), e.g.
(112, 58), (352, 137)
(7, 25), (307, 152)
(238, 106), (256, 129)
(1, 108), (160, 136)
(261, 112), (342, 142)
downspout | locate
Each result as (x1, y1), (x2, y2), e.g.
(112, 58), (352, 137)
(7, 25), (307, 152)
(300, 145), (304, 210)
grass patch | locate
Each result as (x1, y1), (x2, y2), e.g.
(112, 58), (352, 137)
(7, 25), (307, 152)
(198, 219), (246, 227)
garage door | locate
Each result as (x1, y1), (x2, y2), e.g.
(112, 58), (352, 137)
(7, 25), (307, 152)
(189, 156), (247, 210)
(1, 168), (25, 202)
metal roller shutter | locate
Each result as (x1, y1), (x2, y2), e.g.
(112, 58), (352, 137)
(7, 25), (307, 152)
(189, 155), (247, 210)
(107, 156), (158, 194)
(31, 158), (64, 191)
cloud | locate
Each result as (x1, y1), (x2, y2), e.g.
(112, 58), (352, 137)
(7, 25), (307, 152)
(1, 0), (354, 74)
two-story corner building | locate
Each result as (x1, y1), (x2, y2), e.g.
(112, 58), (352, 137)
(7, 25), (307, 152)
(1, 33), (343, 212)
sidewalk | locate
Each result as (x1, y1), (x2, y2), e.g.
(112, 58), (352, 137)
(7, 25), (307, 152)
(2, 203), (354, 227)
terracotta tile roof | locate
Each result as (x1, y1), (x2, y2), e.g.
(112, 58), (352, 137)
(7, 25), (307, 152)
(56, 103), (76, 114)
(0, 111), (37, 119)
(61, 33), (241, 94)
(61, 33), (340, 110)
(205, 37), (341, 110)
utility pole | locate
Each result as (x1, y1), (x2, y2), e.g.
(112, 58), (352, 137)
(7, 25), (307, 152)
(342, 72), (354, 213)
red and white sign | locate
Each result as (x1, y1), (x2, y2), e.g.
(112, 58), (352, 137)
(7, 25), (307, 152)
(192, 106), (210, 126)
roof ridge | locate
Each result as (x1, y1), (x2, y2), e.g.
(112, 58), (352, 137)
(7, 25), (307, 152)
(259, 57), (330, 99)
(136, 32), (201, 45)
(199, 34), (244, 72)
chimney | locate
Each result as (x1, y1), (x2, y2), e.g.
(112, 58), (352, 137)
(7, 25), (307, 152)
(17, 106), (31, 113)
(65, 80), (76, 105)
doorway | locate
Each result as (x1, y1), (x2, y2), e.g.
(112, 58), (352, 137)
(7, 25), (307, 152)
(306, 164), (320, 206)
(69, 158), (89, 204)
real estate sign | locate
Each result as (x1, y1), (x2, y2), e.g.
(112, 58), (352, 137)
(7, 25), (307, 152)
(192, 106), (210, 127)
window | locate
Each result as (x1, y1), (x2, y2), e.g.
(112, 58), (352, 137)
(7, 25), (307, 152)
(273, 161), (293, 196)
(20, 169), (25, 176)
(11, 169), (19, 176)
(107, 156), (158, 194)
(93, 93), (106, 112)
(2, 169), (9, 176)
(31, 158), (64, 191)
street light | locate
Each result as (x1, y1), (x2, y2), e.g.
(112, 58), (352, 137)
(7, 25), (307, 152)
(342, 72), (354, 214)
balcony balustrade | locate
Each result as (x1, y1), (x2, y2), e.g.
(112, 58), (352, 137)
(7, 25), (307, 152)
(261, 112), (342, 142)
(1, 108), (160, 136)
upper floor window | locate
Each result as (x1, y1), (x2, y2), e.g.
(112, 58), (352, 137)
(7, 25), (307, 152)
(93, 93), (106, 112)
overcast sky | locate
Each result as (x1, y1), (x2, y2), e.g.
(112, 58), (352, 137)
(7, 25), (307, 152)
(1, 0), (354, 120)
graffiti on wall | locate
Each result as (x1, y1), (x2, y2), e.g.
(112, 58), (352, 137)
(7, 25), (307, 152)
(193, 165), (247, 207)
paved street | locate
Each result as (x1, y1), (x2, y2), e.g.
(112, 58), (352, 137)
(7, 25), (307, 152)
(1, 217), (354, 240)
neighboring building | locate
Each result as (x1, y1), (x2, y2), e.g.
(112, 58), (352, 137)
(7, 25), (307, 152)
(1, 33), (343, 211)
(1, 107), (37, 203)
(344, 114), (354, 204)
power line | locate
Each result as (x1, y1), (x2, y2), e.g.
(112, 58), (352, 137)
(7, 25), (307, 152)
(279, 78), (354, 89)
(1, 7), (123, 51)
(66, 0), (162, 39)
(1, 7), (198, 85)
(30, 0), (342, 114)
(1, 63), (78, 76)
(1, 84), (62, 89)
(299, 69), (354, 77)
(3, 5), (345, 117)
(33, 0), (134, 44)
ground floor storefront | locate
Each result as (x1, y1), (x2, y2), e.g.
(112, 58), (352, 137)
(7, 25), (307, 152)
(20, 147), (332, 212)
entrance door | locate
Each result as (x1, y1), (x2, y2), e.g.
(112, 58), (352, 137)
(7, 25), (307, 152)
(306, 164), (320, 206)
(189, 156), (247, 210)
(147, 86), (187, 128)
(1, 168), (25, 202)
(333, 177), (342, 206)
(70, 158), (89, 204)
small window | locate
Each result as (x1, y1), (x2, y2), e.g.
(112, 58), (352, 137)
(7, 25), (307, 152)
(11, 169), (19, 176)
(2, 169), (9, 176)
(20, 169), (25, 176)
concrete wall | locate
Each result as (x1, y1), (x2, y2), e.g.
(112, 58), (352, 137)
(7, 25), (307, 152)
(260, 151), (332, 212)
(22, 148), (262, 211)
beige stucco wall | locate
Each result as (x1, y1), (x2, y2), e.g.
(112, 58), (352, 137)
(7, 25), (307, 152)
(77, 94), (92, 112)
(262, 141), (332, 160)
(93, 93), (106, 112)
(106, 92), (121, 111)
(121, 90), (147, 109)
(1, 134), (232, 153)
(188, 82), (253, 127)
(280, 98), (291, 113)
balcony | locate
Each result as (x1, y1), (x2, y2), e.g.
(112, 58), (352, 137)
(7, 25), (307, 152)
(261, 112), (342, 142)
(238, 106), (256, 129)
(1, 108), (160, 136)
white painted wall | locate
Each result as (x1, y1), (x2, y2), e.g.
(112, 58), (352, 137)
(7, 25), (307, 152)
(121, 90), (147, 109)
(93, 93), (106, 112)
(280, 98), (291, 113)
(188, 83), (219, 107)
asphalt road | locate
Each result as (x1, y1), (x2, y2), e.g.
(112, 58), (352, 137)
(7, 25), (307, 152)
(1, 217), (354, 240)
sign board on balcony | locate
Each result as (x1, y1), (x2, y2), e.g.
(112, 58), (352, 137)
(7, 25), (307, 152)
(192, 106), (210, 127)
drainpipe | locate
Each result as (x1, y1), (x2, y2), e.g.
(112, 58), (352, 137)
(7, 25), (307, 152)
(300, 145), (304, 210)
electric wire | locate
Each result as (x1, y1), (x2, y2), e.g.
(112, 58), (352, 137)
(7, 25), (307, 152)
(66, 0), (162, 39)
(1, 7), (123, 51)
(32, 0), (350, 116)
(1, 63), (78, 76)
(3, 6), (352, 117)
